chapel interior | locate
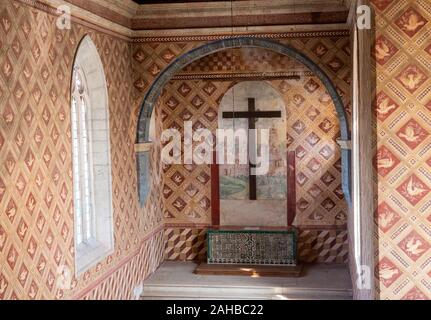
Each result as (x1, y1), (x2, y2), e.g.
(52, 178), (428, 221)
(0, 0), (430, 300)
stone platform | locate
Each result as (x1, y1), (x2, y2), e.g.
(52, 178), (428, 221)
(195, 263), (303, 277)
(141, 262), (352, 300)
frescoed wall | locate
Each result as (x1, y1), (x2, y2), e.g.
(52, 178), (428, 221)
(372, 0), (431, 300)
(151, 44), (351, 262)
(218, 81), (288, 227)
(0, 0), (356, 300)
(0, 0), (165, 299)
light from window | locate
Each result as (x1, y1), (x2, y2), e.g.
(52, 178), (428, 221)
(71, 67), (95, 247)
(71, 36), (114, 275)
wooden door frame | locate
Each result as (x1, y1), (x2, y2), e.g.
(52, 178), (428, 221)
(348, 0), (375, 300)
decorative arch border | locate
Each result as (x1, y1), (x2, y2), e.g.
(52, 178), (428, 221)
(136, 37), (352, 204)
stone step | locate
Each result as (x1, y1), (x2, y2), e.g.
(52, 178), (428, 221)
(141, 284), (353, 300)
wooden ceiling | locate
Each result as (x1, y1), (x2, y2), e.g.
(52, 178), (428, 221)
(132, 0), (352, 29)
(65, 0), (353, 31)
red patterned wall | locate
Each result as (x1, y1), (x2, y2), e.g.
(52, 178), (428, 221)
(0, 0), (164, 299)
(372, 0), (431, 300)
(153, 47), (350, 263)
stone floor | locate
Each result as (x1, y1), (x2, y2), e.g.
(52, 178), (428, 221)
(141, 261), (353, 300)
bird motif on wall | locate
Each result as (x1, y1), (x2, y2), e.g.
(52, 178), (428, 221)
(398, 68), (424, 91)
(199, 198), (209, 210)
(36, 216), (45, 231)
(308, 186), (321, 198)
(308, 211), (323, 221)
(320, 147), (332, 159)
(405, 178), (427, 197)
(17, 223), (28, 239)
(379, 265), (399, 280)
(34, 174), (43, 189)
(134, 50), (145, 63)
(149, 64), (160, 76)
(314, 44), (327, 57)
(320, 120), (333, 131)
(185, 185), (198, 197)
(0, 232), (5, 250)
(163, 187), (171, 196)
(328, 60), (341, 70)
(297, 174), (308, 185)
(32, 88), (41, 104)
(400, 12), (425, 33)
(377, 97), (397, 116)
(322, 174), (334, 184)
(293, 121), (305, 132)
(192, 96), (204, 107)
(166, 98), (178, 109)
(196, 175), (208, 184)
(181, 112), (192, 120)
(293, 95), (304, 106)
(23, 65), (32, 79)
(319, 93), (331, 104)
(378, 210), (396, 230)
(14, 87), (24, 101)
(335, 212), (346, 221)
(178, 85), (190, 95)
(28, 284), (37, 299)
(7, 205), (16, 221)
(205, 109), (216, 119)
(405, 238), (425, 256)
(4, 110), (13, 123)
(298, 200), (309, 211)
(1, 16), (11, 33)
(19, 269), (28, 284)
(172, 175), (183, 184)
(307, 134), (319, 145)
(134, 79), (146, 91)
(307, 108), (319, 120)
(305, 81), (318, 92)
(333, 188), (344, 198)
(2, 59), (12, 79)
(308, 161), (321, 172)
(173, 200), (184, 210)
(398, 124), (421, 143)
(375, 40), (392, 61)
(27, 241), (36, 257)
(163, 51), (175, 61)
(322, 201), (334, 211)
(7, 249), (17, 266)
(32, 45), (40, 61)
(377, 156), (395, 169)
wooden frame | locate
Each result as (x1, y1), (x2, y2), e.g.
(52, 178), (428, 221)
(349, 0), (375, 300)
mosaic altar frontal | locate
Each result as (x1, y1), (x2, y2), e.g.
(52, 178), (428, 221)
(207, 229), (297, 266)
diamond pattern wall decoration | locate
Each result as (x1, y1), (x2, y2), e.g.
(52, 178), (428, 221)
(3, 0), (429, 301)
(0, 0), (165, 300)
(372, 0), (431, 300)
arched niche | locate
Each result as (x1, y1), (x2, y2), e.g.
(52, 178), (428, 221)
(218, 81), (288, 226)
(135, 37), (352, 205)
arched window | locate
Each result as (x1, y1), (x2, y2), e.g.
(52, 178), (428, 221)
(71, 36), (114, 275)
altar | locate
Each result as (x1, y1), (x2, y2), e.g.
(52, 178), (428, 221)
(201, 81), (300, 274)
(207, 228), (297, 265)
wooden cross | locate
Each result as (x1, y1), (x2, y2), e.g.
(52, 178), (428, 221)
(222, 98), (282, 200)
